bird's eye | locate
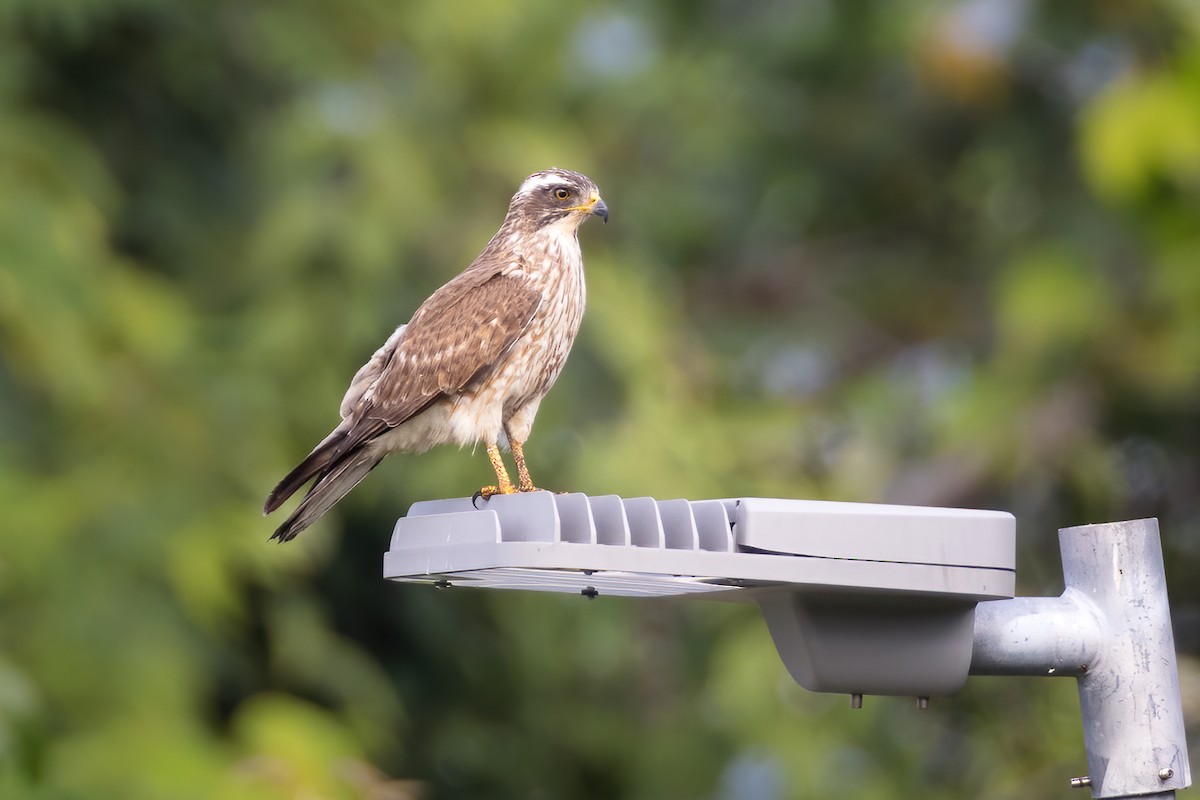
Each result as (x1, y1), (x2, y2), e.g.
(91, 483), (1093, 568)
(553, 187), (570, 200)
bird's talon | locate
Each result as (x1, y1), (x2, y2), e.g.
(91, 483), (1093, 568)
(474, 483), (517, 507)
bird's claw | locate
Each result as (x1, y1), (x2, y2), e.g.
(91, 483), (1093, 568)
(472, 483), (518, 508)
(474, 482), (550, 508)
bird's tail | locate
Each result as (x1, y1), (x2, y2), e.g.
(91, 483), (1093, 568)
(263, 427), (351, 516)
(268, 448), (385, 543)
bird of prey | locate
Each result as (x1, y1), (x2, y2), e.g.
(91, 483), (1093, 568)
(264, 168), (607, 542)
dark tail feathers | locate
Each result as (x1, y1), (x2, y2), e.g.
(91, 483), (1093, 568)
(263, 431), (350, 515)
(267, 447), (384, 542)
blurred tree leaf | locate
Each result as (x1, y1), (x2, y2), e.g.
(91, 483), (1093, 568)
(1, 1), (1198, 798)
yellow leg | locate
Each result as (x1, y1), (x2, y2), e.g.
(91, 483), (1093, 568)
(477, 443), (516, 500)
(511, 439), (538, 492)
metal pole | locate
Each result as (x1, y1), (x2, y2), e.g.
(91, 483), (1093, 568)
(971, 518), (1191, 799)
(1063, 519), (1190, 798)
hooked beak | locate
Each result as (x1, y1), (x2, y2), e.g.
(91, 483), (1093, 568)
(567, 193), (609, 223)
(591, 197), (609, 223)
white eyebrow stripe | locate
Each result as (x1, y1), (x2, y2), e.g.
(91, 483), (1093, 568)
(518, 172), (571, 194)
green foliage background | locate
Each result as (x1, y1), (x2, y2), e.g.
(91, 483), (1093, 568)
(2, 1), (1199, 797)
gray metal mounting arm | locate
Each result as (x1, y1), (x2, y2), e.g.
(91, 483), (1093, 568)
(970, 519), (1191, 799)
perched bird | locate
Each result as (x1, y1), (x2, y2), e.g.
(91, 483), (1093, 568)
(264, 168), (607, 542)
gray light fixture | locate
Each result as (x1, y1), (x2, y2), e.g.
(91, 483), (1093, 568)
(384, 492), (1191, 799)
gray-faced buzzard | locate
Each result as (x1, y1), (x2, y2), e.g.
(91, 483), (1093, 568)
(264, 168), (607, 541)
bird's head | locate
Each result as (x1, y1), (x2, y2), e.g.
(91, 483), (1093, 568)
(509, 168), (608, 231)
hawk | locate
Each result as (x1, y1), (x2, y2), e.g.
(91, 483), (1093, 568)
(264, 168), (607, 542)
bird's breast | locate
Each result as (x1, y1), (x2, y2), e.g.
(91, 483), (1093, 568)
(425, 228), (588, 447)
(494, 232), (587, 409)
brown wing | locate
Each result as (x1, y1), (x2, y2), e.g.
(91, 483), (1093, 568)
(339, 324), (406, 419)
(334, 266), (542, 455)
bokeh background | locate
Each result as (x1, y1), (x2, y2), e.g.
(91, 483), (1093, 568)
(3, 0), (1199, 797)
